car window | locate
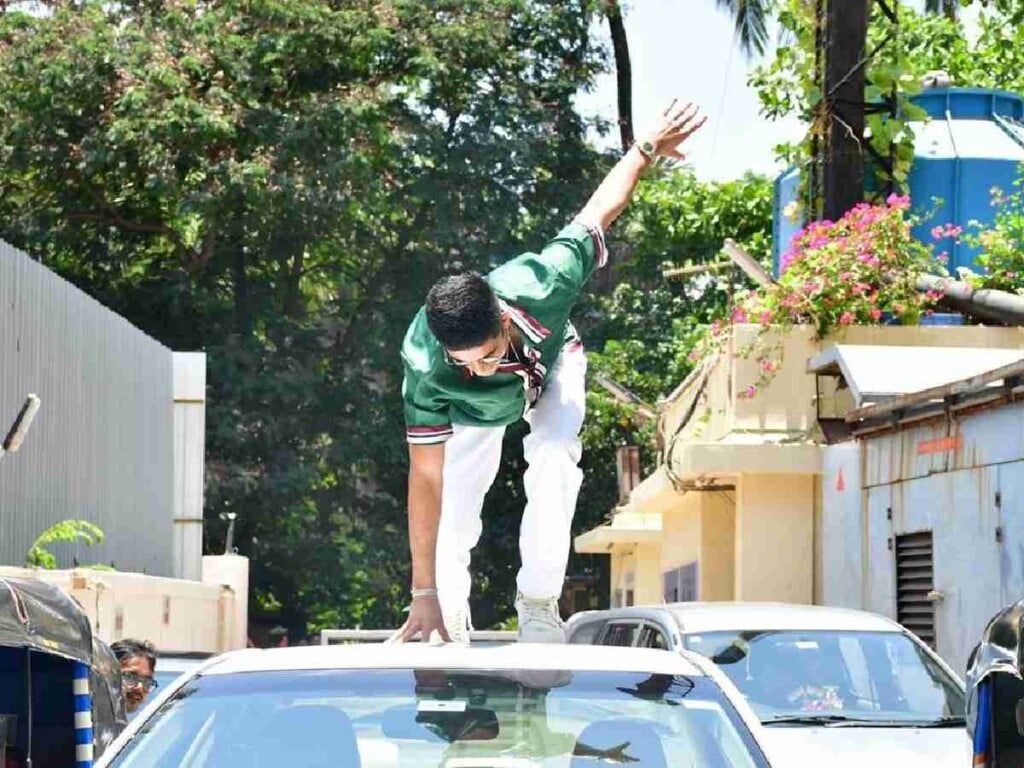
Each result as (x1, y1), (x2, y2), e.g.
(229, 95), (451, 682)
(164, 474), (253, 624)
(568, 620), (605, 645)
(600, 623), (640, 647)
(639, 626), (670, 650)
(108, 668), (770, 768)
(683, 629), (964, 725)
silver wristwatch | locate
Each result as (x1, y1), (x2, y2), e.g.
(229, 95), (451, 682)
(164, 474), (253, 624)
(635, 139), (656, 162)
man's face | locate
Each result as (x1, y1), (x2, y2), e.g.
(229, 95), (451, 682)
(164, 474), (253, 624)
(121, 655), (155, 713)
(447, 315), (512, 378)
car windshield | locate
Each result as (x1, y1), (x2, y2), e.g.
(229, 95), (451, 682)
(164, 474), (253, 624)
(682, 630), (964, 725)
(106, 668), (768, 767)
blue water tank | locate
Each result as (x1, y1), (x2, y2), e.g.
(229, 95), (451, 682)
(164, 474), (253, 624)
(772, 87), (1024, 277)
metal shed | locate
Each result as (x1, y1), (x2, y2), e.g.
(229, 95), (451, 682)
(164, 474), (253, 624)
(814, 345), (1024, 673)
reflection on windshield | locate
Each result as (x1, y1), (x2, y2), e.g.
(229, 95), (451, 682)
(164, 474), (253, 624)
(683, 630), (964, 724)
(108, 668), (768, 767)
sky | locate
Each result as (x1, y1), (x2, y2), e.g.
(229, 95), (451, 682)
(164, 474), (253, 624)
(576, 0), (982, 183)
(575, 0), (802, 183)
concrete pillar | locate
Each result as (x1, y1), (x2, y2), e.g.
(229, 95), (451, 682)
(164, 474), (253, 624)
(202, 555), (249, 651)
(735, 473), (814, 603)
(699, 492), (736, 601)
(173, 352), (206, 580)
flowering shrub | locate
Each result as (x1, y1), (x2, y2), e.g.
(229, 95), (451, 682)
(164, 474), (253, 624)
(960, 182), (1024, 294)
(691, 194), (944, 400)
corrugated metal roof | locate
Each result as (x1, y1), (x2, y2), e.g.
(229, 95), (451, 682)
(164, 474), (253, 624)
(0, 240), (175, 574)
(808, 344), (1024, 407)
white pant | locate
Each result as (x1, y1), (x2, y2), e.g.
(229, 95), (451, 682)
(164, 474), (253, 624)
(436, 346), (587, 620)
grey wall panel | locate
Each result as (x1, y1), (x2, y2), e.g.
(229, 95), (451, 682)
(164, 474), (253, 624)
(0, 240), (174, 574)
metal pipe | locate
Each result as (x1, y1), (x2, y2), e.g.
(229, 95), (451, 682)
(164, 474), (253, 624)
(916, 274), (1024, 326)
(1, 394), (41, 461)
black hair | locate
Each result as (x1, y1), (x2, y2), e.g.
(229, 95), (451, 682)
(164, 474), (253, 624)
(425, 272), (502, 351)
(111, 638), (158, 671)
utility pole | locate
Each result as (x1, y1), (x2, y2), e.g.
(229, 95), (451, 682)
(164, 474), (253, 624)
(822, 0), (869, 221)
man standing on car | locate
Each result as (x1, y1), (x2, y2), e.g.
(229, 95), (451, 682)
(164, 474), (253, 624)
(397, 101), (705, 645)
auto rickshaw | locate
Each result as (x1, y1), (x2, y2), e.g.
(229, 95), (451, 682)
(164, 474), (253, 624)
(967, 599), (1024, 768)
(0, 575), (127, 767)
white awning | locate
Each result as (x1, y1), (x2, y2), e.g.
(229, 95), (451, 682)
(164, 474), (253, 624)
(807, 344), (1024, 407)
(574, 511), (662, 554)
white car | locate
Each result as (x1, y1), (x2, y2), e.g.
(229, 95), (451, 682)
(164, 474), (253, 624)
(566, 602), (969, 768)
(152, 654), (212, 692)
(97, 641), (778, 767)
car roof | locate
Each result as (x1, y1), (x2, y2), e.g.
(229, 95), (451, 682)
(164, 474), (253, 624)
(200, 642), (704, 677)
(155, 656), (210, 673)
(573, 602), (905, 634)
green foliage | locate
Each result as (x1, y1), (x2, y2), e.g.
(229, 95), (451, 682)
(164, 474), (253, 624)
(0, 0), (608, 635)
(751, 1), (1024, 210)
(26, 520), (106, 570)
(0, 0), (774, 635)
(580, 171), (774, 473)
(961, 178), (1024, 293)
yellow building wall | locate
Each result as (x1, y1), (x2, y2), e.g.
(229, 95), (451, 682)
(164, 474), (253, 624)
(735, 473), (814, 603)
(700, 491), (736, 601)
(658, 490), (737, 602)
(634, 543), (663, 604)
(609, 543), (662, 606)
(661, 493), (702, 573)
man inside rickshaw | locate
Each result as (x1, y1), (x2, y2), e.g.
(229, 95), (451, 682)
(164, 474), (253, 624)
(111, 639), (159, 714)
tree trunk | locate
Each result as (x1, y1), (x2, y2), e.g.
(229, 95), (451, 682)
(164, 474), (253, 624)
(604, 0), (633, 152)
(822, 0), (868, 221)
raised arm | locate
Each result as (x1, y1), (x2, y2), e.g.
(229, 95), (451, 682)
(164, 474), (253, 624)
(578, 101), (706, 231)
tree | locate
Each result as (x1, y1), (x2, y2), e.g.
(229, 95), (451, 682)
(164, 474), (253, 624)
(714, 0), (770, 58)
(26, 520), (106, 570)
(0, 0), (608, 637)
(603, 0), (633, 151)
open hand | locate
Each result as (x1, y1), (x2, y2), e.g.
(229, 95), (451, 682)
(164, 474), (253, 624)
(392, 594), (450, 643)
(646, 100), (706, 160)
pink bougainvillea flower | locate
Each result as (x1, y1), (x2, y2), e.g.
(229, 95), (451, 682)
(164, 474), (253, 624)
(870, 308), (882, 321)
(931, 225), (945, 240)
(839, 311), (854, 325)
(741, 385), (757, 399)
(886, 193), (911, 210)
(731, 307), (748, 324)
(762, 359), (776, 373)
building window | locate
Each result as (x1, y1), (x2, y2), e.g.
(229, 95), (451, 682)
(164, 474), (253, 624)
(663, 562), (698, 603)
(895, 531), (935, 648)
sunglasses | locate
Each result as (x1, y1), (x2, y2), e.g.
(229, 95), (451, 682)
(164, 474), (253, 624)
(444, 331), (510, 368)
(123, 672), (159, 691)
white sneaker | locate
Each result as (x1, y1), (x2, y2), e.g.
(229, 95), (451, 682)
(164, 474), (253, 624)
(443, 606), (472, 646)
(515, 592), (566, 644)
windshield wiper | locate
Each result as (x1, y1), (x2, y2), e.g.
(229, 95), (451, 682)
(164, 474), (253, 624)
(762, 714), (967, 728)
(912, 716), (966, 728)
(762, 714), (870, 727)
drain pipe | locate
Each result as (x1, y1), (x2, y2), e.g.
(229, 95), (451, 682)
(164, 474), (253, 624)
(917, 274), (1024, 326)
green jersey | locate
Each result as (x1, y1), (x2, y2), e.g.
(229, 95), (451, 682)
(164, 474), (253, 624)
(401, 219), (606, 444)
